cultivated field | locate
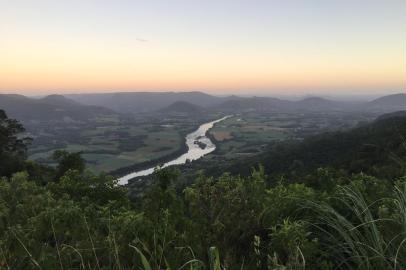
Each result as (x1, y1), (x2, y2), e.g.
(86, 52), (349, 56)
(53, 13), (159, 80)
(209, 111), (374, 159)
(26, 113), (216, 172)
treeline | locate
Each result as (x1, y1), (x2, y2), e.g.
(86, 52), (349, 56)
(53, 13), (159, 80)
(1, 109), (406, 269)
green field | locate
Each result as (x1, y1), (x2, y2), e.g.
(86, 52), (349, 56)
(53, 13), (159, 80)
(209, 111), (373, 159)
(27, 111), (371, 173)
(209, 115), (291, 157)
(27, 113), (222, 173)
(28, 119), (184, 173)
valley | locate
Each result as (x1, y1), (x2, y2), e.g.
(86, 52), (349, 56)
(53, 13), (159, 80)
(0, 92), (394, 177)
(117, 115), (230, 184)
(27, 111), (222, 173)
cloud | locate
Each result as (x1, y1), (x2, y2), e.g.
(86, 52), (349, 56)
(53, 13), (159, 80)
(136, 38), (148, 42)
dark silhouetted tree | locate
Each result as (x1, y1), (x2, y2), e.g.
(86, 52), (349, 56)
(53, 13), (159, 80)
(52, 150), (85, 179)
(0, 109), (31, 177)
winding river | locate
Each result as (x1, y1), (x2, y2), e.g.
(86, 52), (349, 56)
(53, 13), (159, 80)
(118, 116), (230, 185)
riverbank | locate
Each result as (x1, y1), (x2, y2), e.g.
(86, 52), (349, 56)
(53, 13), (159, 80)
(117, 116), (230, 185)
(110, 122), (203, 178)
(110, 137), (188, 177)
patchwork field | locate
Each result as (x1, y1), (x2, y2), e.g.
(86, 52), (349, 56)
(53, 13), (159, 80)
(209, 115), (291, 157)
(28, 118), (186, 173)
(208, 111), (374, 159)
(27, 110), (373, 174)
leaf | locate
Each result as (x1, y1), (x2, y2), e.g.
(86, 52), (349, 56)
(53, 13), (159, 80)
(129, 244), (152, 270)
(208, 247), (221, 270)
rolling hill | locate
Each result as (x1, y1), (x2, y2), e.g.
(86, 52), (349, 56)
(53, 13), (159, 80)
(211, 110), (406, 179)
(294, 97), (357, 111)
(366, 93), (406, 111)
(0, 94), (117, 122)
(66, 91), (223, 113)
(64, 91), (406, 113)
(159, 101), (205, 113)
(4, 92), (406, 119)
(212, 96), (293, 112)
(213, 96), (357, 112)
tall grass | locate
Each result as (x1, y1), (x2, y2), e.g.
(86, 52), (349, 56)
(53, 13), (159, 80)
(307, 184), (406, 269)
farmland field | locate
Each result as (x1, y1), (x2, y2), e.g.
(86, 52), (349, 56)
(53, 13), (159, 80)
(208, 111), (374, 159)
(26, 113), (219, 173)
(28, 122), (183, 172)
(26, 110), (373, 174)
(209, 115), (291, 158)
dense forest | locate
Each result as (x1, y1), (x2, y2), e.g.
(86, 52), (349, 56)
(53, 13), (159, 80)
(2, 109), (406, 269)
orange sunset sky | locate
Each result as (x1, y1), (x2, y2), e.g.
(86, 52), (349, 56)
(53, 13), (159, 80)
(1, 0), (405, 95)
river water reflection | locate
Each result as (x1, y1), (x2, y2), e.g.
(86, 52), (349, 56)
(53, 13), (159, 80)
(118, 116), (230, 185)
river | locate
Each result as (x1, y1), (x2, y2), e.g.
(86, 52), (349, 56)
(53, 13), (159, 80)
(117, 115), (230, 185)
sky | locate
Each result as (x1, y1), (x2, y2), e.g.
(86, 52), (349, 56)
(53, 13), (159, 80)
(0, 0), (405, 96)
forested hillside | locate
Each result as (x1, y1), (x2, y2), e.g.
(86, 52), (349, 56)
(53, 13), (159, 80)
(2, 109), (406, 269)
(182, 113), (406, 183)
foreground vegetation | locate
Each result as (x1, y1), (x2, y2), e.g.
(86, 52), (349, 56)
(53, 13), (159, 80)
(2, 109), (406, 269)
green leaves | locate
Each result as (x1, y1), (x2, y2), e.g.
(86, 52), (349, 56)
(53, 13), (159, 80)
(208, 247), (221, 270)
(0, 110), (30, 177)
(129, 244), (152, 270)
(3, 126), (406, 269)
(52, 150), (86, 180)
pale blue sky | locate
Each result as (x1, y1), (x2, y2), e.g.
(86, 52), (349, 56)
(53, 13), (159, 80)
(1, 0), (405, 94)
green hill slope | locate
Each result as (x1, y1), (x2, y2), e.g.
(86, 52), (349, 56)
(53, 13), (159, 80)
(186, 112), (406, 181)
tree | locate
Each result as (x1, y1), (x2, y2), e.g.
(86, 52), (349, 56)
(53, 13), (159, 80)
(52, 150), (85, 180)
(0, 110), (31, 177)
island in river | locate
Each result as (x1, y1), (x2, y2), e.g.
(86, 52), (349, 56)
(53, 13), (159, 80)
(117, 116), (231, 185)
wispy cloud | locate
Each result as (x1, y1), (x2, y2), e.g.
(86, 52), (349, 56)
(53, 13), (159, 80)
(136, 38), (148, 42)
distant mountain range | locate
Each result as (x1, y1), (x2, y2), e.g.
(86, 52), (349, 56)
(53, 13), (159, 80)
(215, 93), (406, 113)
(294, 97), (354, 111)
(159, 101), (205, 114)
(2, 92), (406, 121)
(66, 91), (222, 113)
(0, 94), (116, 122)
(365, 94), (406, 111)
(65, 91), (406, 114)
(211, 96), (292, 112)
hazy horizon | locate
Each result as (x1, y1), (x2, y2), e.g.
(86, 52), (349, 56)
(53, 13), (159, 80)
(1, 1), (405, 95)
(2, 88), (406, 98)
(2, 89), (401, 103)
